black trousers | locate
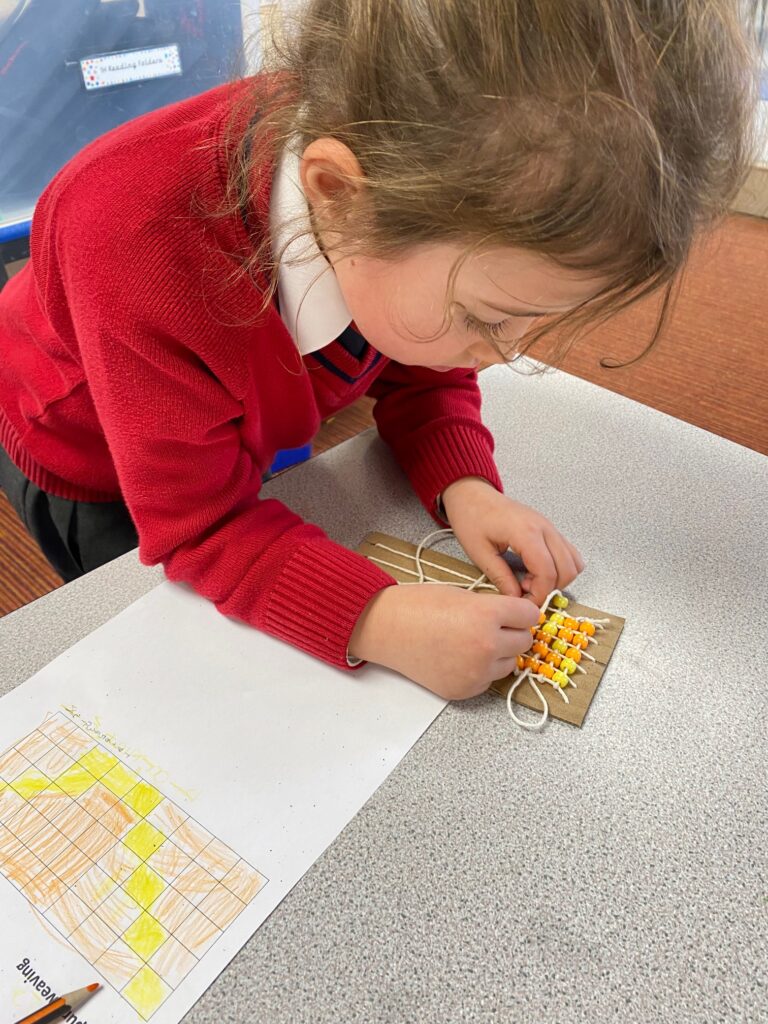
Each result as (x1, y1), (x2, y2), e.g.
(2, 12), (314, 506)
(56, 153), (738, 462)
(0, 446), (138, 583)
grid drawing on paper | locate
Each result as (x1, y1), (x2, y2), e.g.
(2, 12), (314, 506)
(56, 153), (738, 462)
(0, 714), (267, 1020)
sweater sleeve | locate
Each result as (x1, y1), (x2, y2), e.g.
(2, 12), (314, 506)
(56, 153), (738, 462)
(366, 362), (504, 522)
(53, 225), (395, 672)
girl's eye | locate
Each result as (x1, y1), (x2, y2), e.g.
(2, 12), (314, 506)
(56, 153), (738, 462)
(462, 313), (510, 340)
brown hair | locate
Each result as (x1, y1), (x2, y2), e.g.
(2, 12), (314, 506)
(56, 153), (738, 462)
(224, 0), (759, 363)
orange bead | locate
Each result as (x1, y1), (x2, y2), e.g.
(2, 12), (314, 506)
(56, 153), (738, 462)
(538, 611), (546, 625)
(571, 634), (588, 649)
(535, 630), (550, 643)
(523, 656), (538, 670)
(532, 641), (550, 658)
(516, 655), (526, 671)
(580, 620), (596, 636)
(566, 647), (582, 663)
(545, 651), (561, 667)
(537, 663), (555, 679)
(563, 617), (579, 630)
(557, 628), (574, 642)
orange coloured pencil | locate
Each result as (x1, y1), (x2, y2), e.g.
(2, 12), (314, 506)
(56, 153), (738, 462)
(12, 983), (100, 1024)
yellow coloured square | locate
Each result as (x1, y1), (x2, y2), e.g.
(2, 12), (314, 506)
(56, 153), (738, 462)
(123, 781), (163, 818)
(54, 764), (96, 798)
(10, 770), (50, 800)
(123, 914), (168, 962)
(101, 763), (140, 798)
(78, 747), (118, 779)
(122, 964), (171, 1019)
(123, 863), (166, 910)
(123, 821), (166, 861)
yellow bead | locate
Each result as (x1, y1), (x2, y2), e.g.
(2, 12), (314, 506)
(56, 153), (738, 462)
(560, 657), (577, 675)
(548, 612), (565, 625)
(542, 622), (558, 636)
(552, 638), (568, 655)
(552, 594), (569, 609)
(552, 670), (569, 687)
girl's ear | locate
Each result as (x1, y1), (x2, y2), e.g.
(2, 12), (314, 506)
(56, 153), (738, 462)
(300, 138), (365, 213)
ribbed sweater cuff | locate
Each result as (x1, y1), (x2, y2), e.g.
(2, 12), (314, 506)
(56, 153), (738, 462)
(404, 423), (504, 523)
(263, 537), (397, 670)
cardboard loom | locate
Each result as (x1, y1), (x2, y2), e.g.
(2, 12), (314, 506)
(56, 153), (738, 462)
(358, 532), (625, 727)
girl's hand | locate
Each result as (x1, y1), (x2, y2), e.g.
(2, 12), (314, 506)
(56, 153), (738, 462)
(348, 583), (540, 701)
(442, 476), (585, 605)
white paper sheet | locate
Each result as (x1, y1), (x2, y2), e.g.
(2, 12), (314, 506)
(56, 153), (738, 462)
(0, 582), (446, 1023)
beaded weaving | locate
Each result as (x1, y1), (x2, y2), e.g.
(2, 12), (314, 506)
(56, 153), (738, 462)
(358, 531), (624, 728)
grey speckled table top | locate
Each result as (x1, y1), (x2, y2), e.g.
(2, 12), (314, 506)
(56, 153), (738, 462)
(2, 365), (767, 1024)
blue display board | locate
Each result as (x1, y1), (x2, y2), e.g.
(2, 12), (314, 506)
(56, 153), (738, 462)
(0, 0), (245, 230)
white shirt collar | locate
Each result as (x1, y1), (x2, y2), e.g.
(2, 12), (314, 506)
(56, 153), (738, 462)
(269, 143), (353, 355)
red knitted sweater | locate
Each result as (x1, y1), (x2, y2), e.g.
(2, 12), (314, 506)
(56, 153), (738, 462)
(0, 78), (503, 668)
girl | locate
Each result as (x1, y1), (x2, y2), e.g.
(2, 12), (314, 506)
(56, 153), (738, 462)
(0, 1), (754, 699)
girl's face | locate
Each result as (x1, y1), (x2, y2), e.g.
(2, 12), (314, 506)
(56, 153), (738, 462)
(329, 242), (607, 370)
(301, 138), (607, 369)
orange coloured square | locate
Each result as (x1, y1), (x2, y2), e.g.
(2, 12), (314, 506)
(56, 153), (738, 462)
(147, 841), (191, 883)
(25, 823), (70, 868)
(51, 802), (95, 842)
(48, 843), (92, 886)
(77, 782), (121, 820)
(221, 859), (267, 904)
(98, 842), (141, 885)
(74, 821), (116, 861)
(94, 939), (144, 989)
(150, 935), (197, 987)
(150, 886), (195, 932)
(196, 837), (239, 881)
(28, 785), (74, 822)
(100, 800), (138, 839)
(173, 906), (220, 956)
(0, 747), (32, 783)
(173, 863), (217, 905)
(15, 730), (54, 764)
(72, 863), (117, 911)
(21, 866), (68, 911)
(69, 912), (118, 962)
(198, 884), (245, 929)
(169, 818), (212, 859)
(6, 804), (48, 845)
(46, 889), (91, 937)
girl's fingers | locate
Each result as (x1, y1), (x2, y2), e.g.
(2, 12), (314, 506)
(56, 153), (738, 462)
(498, 626), (539, 658)
(544, 529), (579, 590)
(567, 539), (585, 574)
(472, 541), (522, 597)
(517, 531), (558, 605)
(493, 656), (521, 681)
